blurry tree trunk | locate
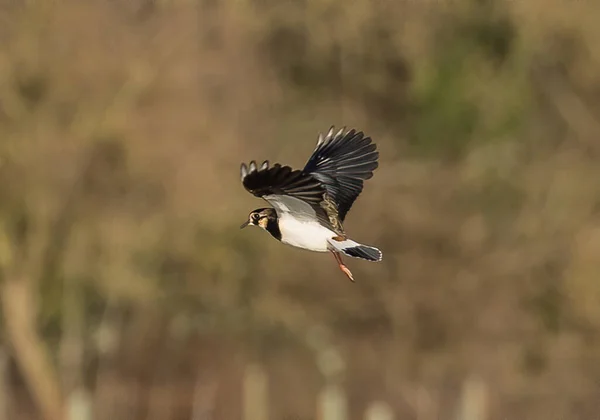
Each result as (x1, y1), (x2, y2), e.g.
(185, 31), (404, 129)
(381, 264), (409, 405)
(242, 363), (268, 420)
(93, 296), (124, 420)
(456, 376), (488, 420)
(364, 401), (394, 420)
(0, 347), (8, 420)
(65, 389), (92, 420)
(60, 274), (92, 420)
(59, 274), (84, 392)
(317, 383), (347, 420)
(307, 326), (347, 420)
(191, 372), (217, 420)
(0, 277), (64, 420)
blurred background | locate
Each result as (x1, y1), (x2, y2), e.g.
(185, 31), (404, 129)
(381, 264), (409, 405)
(1, 0), (600, 419)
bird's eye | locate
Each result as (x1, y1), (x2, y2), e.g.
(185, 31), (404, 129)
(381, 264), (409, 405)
(252, 214), (260, 222)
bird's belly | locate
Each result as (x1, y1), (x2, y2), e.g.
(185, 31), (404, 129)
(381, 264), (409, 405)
(278, 215), (334, 252)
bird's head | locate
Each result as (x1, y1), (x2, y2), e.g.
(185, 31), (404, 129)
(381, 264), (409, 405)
(240, 208), (276, 230)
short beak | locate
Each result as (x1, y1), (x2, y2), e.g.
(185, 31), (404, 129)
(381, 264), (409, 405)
(240, 220), (250, 229)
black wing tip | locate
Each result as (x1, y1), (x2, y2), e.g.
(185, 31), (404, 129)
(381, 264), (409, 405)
(241, 160), (272, 182)
(316, 126), (376, 150)
(241, 160), (323, 200)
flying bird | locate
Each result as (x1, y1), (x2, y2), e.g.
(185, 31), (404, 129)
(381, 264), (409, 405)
(240, 126), (382, 282)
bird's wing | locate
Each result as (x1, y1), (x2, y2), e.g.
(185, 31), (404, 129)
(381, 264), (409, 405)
(240, 160), (335, 228)
(302, 127), (379, 222)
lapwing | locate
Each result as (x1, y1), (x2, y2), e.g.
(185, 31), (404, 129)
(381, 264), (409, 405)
(240, 126), (382, 282)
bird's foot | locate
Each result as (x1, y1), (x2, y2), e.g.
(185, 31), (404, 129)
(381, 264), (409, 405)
(339, 263), (355, 282)
(331, 251), (355, 282)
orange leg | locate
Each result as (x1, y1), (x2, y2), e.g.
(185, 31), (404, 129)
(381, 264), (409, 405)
(331, 251), (355, 282)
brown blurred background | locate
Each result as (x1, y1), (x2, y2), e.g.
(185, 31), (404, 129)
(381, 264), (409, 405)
(1, 0), (600, 419)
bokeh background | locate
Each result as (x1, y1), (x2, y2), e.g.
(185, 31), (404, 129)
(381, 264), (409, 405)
(1, 0), (600, 419)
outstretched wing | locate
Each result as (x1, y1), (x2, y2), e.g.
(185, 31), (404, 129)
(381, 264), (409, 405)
(240, 160), (335, 228)
(303, 127), (379, 221)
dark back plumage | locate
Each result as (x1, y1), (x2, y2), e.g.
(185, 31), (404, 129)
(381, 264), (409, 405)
(303, 127), (379, 221)
(240, 126), (379, 230)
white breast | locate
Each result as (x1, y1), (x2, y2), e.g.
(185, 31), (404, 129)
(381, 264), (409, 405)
(278, 214), (335, 252)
